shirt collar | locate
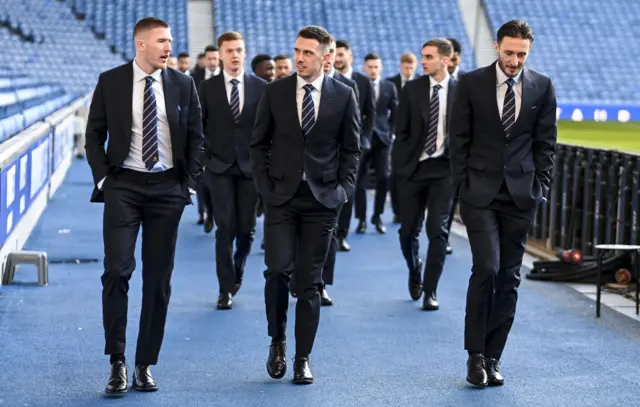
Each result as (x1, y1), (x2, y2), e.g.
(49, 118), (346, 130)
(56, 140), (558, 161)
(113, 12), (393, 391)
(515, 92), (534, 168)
(223, 70), (244, 84)
(429, 72), (450, 89)
(297, 73), (325, 92)
(495, 63), (522, 86)
(133, 59), (162, 83)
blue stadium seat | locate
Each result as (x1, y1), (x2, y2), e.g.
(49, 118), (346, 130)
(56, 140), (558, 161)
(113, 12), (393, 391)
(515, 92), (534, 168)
(213, 0), (476, 77)
(69, 0), (189, 61)
(483, 0), (640, 105)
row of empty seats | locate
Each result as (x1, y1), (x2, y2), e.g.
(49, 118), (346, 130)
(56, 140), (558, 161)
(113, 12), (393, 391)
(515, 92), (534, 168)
(0, 67), (75, 143)
(67, 0), (189, 61)
(483, 0), (640, 105)
(214, 0), (476, 77)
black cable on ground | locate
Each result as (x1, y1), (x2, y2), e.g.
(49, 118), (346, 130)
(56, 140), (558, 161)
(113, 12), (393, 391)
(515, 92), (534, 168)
(526, 252), (631, 284)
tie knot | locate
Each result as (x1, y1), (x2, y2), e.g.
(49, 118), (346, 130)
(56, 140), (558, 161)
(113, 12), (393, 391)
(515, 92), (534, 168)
(433, 84), (442, 92)
(144, 76), (154, 86)
(303, 84), (314, 94)
(506, 78), (515, 87)
(230, 78), (239, 86)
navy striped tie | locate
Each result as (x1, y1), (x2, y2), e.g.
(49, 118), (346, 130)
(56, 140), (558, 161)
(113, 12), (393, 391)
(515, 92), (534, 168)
(229, 78), (240, 122)
(502, 78), (516, 137)
(301, 84), (315, 137)
(142, 76), (158, 170)
(423, 84), (441, 156)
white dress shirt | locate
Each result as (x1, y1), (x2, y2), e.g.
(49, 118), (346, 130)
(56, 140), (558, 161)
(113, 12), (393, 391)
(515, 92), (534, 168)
(342, 67), (353, 80)
(419, 73), (450, 161)
(223, 70), (245, 114)
(121, 60), (173, 173)
(205, 67), (220, 79)
(98, 61), (173, 189)
(296, 73), (324, 180)
(495, 63), (523, 123)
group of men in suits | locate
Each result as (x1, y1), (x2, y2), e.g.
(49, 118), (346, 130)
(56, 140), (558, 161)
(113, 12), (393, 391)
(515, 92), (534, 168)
(84, 16), (556, 394)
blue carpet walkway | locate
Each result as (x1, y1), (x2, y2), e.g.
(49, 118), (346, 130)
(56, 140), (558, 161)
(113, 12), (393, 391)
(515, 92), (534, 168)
(1, 160), (639, 407)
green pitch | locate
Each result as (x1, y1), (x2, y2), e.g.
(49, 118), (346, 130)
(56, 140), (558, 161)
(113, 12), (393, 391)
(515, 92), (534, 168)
(558, 121), (640, 153)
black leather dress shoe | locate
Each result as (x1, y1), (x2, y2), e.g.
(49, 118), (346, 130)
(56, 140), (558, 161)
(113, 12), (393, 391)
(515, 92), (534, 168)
(355, 219), (366, 234)
(217, 293), (232, 309)
(338, 238), (350, 252)
(485, 357), (504, 386)
(446, 244), (453, 254)
(372, 216), (386, 234)
(422, 292), (439, 310)
(267, 341), (287, 379)
(293, 356), (314, 384)
(204, 216), (214, 233)
(409, 259), (423, 301)
(321, 289), (333, 306)
(466, 353), (488, 387)
(105, 361), (128, 394)
(133, 365), (158, 392)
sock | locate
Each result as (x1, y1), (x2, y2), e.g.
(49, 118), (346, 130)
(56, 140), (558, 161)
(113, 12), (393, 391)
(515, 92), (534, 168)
(110, 353), (125, 364)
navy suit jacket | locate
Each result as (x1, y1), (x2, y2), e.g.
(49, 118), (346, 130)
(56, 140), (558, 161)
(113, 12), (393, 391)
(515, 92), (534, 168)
(449, 61), (557, 211)
(251, 74), (361, 209)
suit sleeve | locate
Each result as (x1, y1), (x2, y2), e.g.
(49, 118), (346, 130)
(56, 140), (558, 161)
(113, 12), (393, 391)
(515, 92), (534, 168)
(186, 76), (205, 189)
(393, 83), (411, 143)
(84, 73), (110, 185)
(449, 73), (473, 191)
(197, 81), (209, 155)
(360, 79), (375, 149)
(338, 88), (362, 199)
(388, 82), (398, 136)
(532, 78), (558, 197)
(250, 86), (275, 198)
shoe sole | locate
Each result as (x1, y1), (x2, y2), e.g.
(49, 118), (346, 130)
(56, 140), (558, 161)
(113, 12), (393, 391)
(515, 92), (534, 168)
(466, 377), (488, 387)
(105, 387), (128, 395)
(293, 377), (314, 385)
(133, 385), (158, 392)
(267, 362), (286, 379)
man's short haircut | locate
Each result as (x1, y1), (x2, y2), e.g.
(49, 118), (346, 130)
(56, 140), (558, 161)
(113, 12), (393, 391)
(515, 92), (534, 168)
(251, 54), (273, 72)
(422, 38), (454, 58)
(297, 26), (332, 51)
(217, 32), (244, 48)
(133, 17), (169, 39)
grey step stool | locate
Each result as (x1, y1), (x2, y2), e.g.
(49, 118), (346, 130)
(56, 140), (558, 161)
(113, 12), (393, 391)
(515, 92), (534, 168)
(2, 251), (48, 286)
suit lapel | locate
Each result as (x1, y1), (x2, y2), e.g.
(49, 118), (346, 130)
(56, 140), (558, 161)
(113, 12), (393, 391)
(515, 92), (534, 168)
(285, 75), (302, 134)
(121, 63), (135, 144)
(214, 74), (234, 121)
(420, 76), (433, 127)
(161, 69), (181, 149)
(309, 75), (333, 138)
(445, 76), (457, 137)
(240, 73), (258, 121)
(511, 68), (537, 135)
(485, 62), (506, 135)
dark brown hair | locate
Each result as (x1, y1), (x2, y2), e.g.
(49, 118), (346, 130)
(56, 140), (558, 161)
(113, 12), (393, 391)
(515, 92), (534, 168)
(133, 17), (169, 38)
(298, 26), (332, 51)
(497, 20), (534, 43)
(422, 38), (454, 58)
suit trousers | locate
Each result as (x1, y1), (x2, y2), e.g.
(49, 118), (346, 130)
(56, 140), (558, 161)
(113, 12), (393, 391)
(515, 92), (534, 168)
(461, 182), (536, 359)
(101, 168), (186, 365)
(397, 158), (453, 293)
(205, 163), (258, 293)
(263, 182), (340, 356)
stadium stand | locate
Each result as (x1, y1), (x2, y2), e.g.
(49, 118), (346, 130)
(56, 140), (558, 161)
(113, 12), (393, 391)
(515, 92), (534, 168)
(0, 0), (189, 144)
(213, 0), (476, 75)
(67, 0), (190, 61)
(483, 0), (640, 105)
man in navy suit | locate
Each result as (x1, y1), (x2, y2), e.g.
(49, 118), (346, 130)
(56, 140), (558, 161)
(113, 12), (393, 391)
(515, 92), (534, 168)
(85, 17), (204, 394)
(251, 25), (360, 384)
(393, 38), (457, 312)
(444, 37), (466, 254)
(318, 36), (361, 306)
(198, 31), (267, 310)
(450, 20), (557, 387)
(354, 53), (397, 233)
